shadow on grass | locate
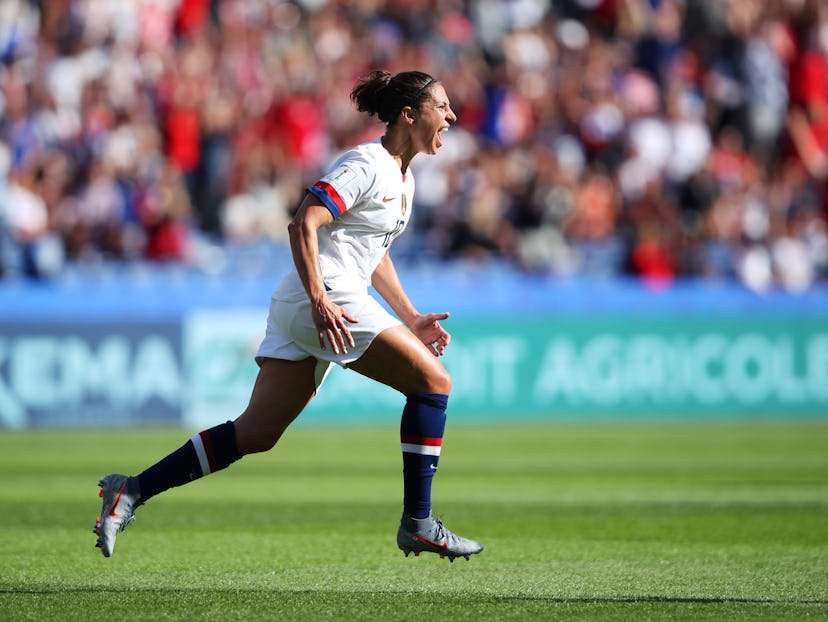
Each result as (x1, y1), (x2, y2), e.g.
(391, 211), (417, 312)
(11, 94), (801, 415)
(2, 587), (827, 605)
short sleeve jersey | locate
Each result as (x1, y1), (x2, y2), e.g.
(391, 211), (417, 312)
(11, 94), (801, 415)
(303, 138), (415, 291)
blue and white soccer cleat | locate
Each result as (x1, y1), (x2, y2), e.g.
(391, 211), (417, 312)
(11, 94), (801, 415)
(94, 473), (141, 557)
(396, 514), (484, 562)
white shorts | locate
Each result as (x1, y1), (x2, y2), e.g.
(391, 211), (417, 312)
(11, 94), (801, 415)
(255, 286), (402, 389)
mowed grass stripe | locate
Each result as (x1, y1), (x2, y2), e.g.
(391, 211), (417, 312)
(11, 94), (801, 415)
(0, 421), (826, 621)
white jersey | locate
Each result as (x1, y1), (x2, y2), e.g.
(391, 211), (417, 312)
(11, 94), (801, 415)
(274, 138), (415, 298)
(258, 138), (412, 376)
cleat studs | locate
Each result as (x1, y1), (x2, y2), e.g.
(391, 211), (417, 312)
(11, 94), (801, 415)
(414, 551), (420, 557)
(463, 555), (469, 561)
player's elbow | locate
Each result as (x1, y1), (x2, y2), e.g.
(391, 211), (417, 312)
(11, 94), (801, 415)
(287, 218), (302, 242)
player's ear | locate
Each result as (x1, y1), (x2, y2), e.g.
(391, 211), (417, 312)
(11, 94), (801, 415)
(401, 105), (416, 124)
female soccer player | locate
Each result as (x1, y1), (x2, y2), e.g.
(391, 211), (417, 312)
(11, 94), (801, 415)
(94, 70), (484, 562)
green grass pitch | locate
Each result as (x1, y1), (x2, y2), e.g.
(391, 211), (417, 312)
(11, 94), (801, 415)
(1, 420), (826, 621)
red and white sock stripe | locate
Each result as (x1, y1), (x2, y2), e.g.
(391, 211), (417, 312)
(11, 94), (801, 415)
(191, 431), (216, 476)
(400, 436), (442, 456)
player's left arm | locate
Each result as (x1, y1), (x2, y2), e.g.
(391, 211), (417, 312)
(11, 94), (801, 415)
(371, 251), (451, 356)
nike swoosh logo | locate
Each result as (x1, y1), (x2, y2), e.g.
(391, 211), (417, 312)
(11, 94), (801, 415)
(107, 482), (126, 518)
(382, 196), (395, 202)
(414, 534), (448, 551)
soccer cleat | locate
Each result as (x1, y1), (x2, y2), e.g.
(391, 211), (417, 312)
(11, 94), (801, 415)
(397, 513), (484, 562)
(93, 473), (141, 557)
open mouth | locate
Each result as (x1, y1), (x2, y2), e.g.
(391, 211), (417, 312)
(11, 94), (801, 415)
(436, 127), (448, 148)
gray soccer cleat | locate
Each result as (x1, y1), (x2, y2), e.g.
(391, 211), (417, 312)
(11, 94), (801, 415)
(397, 514), (484, 562)
(93, 474), (141, 557)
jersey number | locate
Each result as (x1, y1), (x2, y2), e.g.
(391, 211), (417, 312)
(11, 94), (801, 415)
(383, 219), (406, 248)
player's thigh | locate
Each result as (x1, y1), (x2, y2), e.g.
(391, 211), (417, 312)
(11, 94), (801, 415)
(347, 325), (451, 396)
(234, 357), (318, 453)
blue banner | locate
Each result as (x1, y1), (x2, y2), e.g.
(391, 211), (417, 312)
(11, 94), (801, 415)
(0, 322), (183, 428)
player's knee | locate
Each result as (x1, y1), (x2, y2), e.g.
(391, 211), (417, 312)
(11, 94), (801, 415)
(242, 427), (284, 454)
(425, 366), (452, 395)
(234, 416), (286, 455)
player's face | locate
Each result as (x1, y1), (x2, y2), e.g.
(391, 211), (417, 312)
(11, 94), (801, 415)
(415, 84), (456, 155)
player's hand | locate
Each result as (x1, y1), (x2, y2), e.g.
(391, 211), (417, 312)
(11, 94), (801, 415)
(411, 312), (451, 357)
(312, 297), (358, 354)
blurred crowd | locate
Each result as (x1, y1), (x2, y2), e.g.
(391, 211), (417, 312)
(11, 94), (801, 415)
(1, 0), (827, 292)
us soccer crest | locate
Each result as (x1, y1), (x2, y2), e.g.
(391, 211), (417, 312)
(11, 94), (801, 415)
(401, 194), (407, 216)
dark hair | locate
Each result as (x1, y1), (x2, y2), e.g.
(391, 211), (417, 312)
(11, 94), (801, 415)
(350, 70), (437, 124)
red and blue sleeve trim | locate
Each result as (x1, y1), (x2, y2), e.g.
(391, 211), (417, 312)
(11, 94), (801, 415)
(307, 182), (347, 218)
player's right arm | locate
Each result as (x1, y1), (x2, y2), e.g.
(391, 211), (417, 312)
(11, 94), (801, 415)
(288, 193), (358, 354)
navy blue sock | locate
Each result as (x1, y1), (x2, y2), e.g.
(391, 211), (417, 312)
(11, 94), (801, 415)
(400, 393), (448, 519)
(137, 421), (240, 503)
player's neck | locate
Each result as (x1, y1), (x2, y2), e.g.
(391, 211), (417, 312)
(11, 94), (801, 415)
(380, 133), (416, 174)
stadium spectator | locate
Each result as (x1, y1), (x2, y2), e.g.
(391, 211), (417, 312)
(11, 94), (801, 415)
(0, 0), (825, 292)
